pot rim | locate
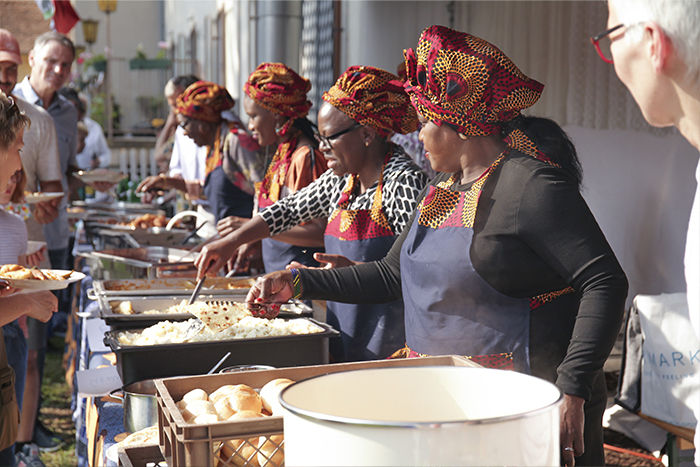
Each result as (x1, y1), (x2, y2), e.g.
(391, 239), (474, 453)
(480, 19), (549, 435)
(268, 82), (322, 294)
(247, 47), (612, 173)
(279, 366), (564, 429)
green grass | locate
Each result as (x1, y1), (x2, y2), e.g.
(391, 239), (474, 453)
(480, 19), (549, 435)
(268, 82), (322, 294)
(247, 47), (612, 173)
(38, 336), (77, 467)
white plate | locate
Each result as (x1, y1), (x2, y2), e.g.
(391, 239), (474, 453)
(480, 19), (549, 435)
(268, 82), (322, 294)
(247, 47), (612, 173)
(0, 270), (86, 290)
(26, 241), (47, 255)
(73, 169), (127, 184)
(105, 444), (119, 464)
(24, 192), (64, 204)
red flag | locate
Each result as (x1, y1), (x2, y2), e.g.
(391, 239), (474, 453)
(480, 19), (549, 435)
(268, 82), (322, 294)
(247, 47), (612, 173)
(52, 0), (80, 34)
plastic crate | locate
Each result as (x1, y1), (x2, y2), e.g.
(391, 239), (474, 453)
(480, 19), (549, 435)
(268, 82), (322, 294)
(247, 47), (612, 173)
(117, 444), (167, 467)
(155, 355), (480, 466)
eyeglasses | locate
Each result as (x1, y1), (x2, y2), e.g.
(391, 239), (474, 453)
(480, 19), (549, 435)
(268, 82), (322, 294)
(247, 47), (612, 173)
(314, 123), (362, 149)
(178, 117), (192, 131)
(590, 24), (625, 64)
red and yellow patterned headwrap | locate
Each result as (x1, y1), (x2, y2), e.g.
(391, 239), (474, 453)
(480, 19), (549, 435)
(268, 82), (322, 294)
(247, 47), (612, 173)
(404, 25), (543, 137)
(322, 66), (417, 138)
(244, 63), (312, 137)
(176, 81), (234, 123)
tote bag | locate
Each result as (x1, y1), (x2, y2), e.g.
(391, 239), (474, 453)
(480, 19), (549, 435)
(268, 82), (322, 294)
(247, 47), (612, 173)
(0, 328), (20, 451)
(635, 293), (699, 428)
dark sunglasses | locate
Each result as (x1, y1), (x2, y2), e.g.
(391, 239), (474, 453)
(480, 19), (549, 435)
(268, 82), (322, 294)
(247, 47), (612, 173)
(314, 123), (362, 148)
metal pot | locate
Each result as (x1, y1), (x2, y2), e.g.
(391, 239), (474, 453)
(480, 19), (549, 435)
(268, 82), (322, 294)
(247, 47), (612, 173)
(110, 379), (158, 433)
(280, 366), (563, 466)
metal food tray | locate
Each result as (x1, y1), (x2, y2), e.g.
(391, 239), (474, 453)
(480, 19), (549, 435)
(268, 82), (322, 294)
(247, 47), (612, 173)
(77, 247), (198, 280)
(91, 276), (258, 297)
(73, 200), (165, 214)
(97, 296), (313, 329)
(103, 318), (338, 385)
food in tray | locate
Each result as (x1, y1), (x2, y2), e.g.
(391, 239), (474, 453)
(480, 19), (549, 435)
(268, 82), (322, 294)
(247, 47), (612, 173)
(112, 300), (251, 320)
(116, 317), (323, 346)
(174, 379), (295, 466)
(103, 277), (256, 292)
(115, 425), (159, 448)
(0, 264), (71, 281)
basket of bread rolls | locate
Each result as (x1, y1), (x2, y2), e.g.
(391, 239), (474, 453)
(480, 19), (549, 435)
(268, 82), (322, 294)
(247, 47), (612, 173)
(153, 356), (481, 467)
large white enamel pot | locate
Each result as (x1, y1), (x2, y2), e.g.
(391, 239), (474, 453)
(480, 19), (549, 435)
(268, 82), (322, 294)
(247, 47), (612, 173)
(279, 366), (563, 466)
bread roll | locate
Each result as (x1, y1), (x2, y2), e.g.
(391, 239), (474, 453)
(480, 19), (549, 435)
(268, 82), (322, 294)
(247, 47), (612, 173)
(258, 434), (284, 467)
(209, 384), (236, 404)
(182, 388), (208, 404)
(229, 385), (262, 413)
(220, 411), (265, 467)
(260, 378), (294, 415)
(214, 396), (236, 420)
(193, 413), (220, 425)
(186, 400), (217, 418)
(118, 426), (159, 448)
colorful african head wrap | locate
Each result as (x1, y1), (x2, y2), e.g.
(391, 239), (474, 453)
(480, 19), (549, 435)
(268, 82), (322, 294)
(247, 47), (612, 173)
(404, 25), (543, 137)
(322, 66), (417, 138)
(176, 81), (234, 123)
(244, 63), (312, 137)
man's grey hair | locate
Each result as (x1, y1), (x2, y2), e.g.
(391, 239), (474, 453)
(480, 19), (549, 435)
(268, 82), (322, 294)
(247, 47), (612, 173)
(33, 31), (75, 61)
(611, 0), (700, 88)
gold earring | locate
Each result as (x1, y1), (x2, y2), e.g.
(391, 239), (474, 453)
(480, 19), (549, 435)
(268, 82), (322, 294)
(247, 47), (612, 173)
(459, 133), (468, 140)
(365, 141), (370, 147)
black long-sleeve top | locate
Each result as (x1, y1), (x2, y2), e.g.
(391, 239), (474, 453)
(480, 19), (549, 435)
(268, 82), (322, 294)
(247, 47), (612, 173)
(298, 149), (628, 400)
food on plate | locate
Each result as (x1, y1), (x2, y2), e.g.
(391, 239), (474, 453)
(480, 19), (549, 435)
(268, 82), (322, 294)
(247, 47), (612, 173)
(116, 317), (323, 346)
(260, 378), (294, 415)
(0, 264), (71, 281)
(116, 425), (159, 448)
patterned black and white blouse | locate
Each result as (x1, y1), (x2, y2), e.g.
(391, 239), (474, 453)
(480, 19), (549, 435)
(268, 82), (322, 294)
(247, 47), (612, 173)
(259, 145), (429, 236)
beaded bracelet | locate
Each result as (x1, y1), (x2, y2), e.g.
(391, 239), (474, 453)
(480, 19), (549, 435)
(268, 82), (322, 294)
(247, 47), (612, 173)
(289, 268), (302, 299)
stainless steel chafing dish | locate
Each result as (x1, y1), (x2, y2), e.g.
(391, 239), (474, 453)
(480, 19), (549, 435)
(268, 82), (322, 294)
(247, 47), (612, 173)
(77, 247), (199, 280)
(90, 276), (259, 298)
(96, 295), (313, 329)
(91, 226), (191, 248)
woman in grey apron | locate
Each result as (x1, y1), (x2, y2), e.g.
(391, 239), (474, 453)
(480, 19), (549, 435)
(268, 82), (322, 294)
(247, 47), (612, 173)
(245, 26), (628, 467)
(195, 66), (429, 361)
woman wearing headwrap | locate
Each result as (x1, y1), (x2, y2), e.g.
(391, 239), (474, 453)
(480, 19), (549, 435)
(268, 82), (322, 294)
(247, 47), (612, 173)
(138, 81), (265, 223)
(218, 63), (329, 273)
(196, 66), (429, 361)
(245, 26), (628, 466)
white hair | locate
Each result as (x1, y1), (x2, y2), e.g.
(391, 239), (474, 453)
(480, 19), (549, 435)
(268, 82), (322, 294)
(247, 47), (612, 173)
(611, 0), (700, 88)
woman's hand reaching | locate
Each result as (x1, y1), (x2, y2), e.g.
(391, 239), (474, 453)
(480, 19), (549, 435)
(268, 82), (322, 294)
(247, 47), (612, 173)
(245, 270), (295, 318)
(287, 253), (358, 271)
(217, 216), (251, 237)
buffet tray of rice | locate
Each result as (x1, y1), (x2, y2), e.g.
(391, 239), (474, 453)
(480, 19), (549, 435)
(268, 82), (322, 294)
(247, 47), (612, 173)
(97, 296), (313, 329)
(91, 276), (259, 298)
(103, 316), (338, 385)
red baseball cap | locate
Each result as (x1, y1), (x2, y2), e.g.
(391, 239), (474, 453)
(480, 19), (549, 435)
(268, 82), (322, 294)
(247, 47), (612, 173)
(0, 29), (21, 65)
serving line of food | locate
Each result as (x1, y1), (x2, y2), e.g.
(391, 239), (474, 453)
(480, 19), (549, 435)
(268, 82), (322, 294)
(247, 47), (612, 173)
(1, 197), (570, 467)
(41, 198), (342, 467)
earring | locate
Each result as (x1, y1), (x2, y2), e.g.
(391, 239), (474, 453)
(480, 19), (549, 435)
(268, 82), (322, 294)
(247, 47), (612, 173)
(275, 125), (283, 136)
(365, 141), (369, 147)
(458, 133), (468, 140)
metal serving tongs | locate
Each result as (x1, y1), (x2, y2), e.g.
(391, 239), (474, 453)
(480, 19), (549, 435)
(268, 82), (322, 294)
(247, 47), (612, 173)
(179, 277), (208, 342)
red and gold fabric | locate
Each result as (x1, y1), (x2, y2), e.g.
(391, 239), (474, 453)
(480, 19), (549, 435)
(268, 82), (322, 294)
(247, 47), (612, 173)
(244, 62), (312, 137)
(255, 130), (328, 210)
(176, 81), (234, 124)
(322, 66), (418, 137)
(404, 25), (547, 160)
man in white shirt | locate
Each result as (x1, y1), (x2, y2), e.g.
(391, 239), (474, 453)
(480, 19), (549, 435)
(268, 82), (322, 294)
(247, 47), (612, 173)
(605, 1), (700, 463)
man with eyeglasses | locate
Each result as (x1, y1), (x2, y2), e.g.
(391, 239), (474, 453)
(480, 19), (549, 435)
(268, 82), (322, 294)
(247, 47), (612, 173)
(594, 1), (700, 462)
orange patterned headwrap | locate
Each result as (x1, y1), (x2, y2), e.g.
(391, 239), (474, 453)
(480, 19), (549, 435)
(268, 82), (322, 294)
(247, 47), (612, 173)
(176, 81), (234, 123)
(244, 63), (312, 137)
(322, 66), (417, 138)
(404, 25), (543, 137)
